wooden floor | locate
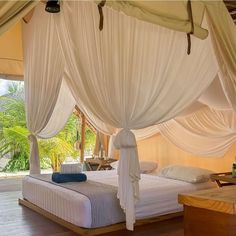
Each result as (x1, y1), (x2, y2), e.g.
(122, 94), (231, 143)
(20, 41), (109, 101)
(0, 177), (184, 236)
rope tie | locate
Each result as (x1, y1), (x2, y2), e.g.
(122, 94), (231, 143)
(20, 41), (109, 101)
(98, 0), (106, 31)
(186, 0), (194, 55)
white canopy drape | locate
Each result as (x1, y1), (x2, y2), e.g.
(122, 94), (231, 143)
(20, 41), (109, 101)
(23, 4), (65, 174)
(54, 1), (218, 229)
(159, 107), (236, 157)
(205, 2), (236, 111)
(198, 76), (231, 110)
(39, 79), (76, 138)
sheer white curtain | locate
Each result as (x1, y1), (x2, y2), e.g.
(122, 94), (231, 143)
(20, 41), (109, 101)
(132, 126), (160, 141)
(198, 76), (230, 110)
(159, 107), (236, 157)
(39, 79), (76, 138)
(55, 1), (218, 229)
(23, 3), (65, 174)
(205, 1), (236, 111)
(177, 101), (207, 118)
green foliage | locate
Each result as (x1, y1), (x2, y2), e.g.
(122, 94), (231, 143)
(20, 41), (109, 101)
(7, 81), (24, 94)
(57, 114), (78, 146)
(0, 126), (29, 157)
(3, 152), (29, 172)
(85, 128), (96, 154)
(0, 80), (96, 172)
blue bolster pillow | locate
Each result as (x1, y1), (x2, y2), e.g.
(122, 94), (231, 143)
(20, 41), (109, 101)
(52, 172), (87, 183)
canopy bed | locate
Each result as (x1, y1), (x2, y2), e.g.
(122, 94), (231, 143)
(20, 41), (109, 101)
(20, 168), (215, 235)
(0, 0), (236, 232)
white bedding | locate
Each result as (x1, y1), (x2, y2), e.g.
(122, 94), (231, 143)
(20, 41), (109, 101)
(22, 170), (215, 228)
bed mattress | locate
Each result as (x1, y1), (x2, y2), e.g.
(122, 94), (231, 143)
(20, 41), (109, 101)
(22, 170), (215, 228)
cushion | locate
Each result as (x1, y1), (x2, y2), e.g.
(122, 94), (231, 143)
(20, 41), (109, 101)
(139, 161), (158, 174)
(158, 165), (214, 183)
(110, 160), (158, 174)
(60, 163), (82, 174)
(52, 172), (87, 183)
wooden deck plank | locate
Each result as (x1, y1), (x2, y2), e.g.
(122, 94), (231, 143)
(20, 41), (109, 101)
(0, 176), (23, 192)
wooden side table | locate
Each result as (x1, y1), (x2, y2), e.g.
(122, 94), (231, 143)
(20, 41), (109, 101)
(85, 158), (117, 171)
(210, 172), (236, 187)
(178, 186), (236, 236)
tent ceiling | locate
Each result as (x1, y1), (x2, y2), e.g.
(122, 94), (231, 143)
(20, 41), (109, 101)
(0, 22), (23, 81)
(224, 0), (236, 23)
(0, 1), (235, 81)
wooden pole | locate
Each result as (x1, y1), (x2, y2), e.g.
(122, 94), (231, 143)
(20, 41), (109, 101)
(80, 113), (86, 163)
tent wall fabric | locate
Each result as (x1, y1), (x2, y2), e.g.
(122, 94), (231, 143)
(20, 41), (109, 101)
(21, 0), (235, 231)
(0, 1), (38, 80)
(0, 1), (38, 36)
(0, 22), (24, 80)
(106, 1), (208, 39)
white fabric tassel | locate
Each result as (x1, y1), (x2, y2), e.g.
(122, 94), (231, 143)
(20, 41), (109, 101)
(114, 129), (140, 230)
(28, 134), (41, 175)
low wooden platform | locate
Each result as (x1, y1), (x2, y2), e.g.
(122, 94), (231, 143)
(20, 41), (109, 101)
(19, 198), (183, 236)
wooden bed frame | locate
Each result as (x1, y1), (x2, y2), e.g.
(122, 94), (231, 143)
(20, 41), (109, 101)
(19, 198), (183, 236)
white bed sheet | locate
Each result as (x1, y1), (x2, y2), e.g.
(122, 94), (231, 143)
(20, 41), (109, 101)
(22, 170), (215, 228)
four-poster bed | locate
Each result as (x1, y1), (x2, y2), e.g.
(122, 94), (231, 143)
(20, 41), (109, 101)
(0, 0), (236, 234)
(20, 170), (215, 235)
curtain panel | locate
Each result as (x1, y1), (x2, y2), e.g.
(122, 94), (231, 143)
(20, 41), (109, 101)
(23, 3), (65, 174)
(205, 1), (236, 111)
(198, 76), (231, 110)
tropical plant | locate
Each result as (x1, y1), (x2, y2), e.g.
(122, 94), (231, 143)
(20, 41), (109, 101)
(0, 81), (96, 172)
(0, 126), (29, 172)
(7, 82), (24, 94)
(85, 128), (96, 154)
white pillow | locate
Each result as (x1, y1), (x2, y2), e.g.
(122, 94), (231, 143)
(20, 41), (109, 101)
(60, 163), (82, 173)
(139, 161), (158, 174)
(110, 160), (158, 174)
(159, 165), (214, 183)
